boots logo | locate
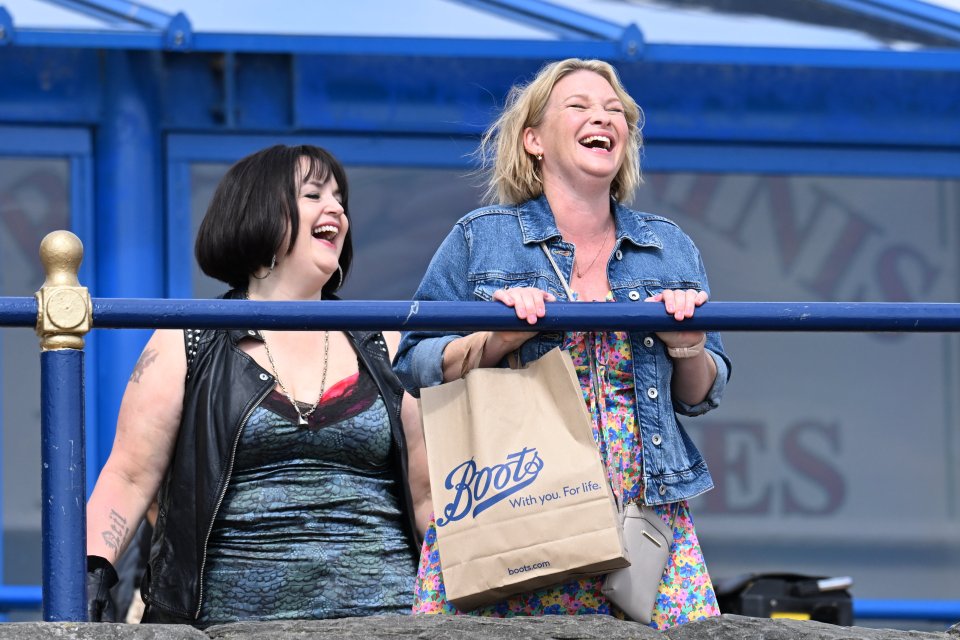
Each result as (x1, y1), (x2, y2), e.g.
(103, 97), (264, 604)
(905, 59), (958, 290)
(436, 447), (544, 526)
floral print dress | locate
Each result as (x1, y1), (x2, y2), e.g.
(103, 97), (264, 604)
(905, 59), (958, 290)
(412, 307), (720, 629)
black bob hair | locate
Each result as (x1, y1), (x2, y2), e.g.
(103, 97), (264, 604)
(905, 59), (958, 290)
(195, 144), (352, 295)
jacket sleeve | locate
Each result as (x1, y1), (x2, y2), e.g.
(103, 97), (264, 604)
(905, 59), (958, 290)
(393, 223), (473, 397)
(673, 242), (732, 416)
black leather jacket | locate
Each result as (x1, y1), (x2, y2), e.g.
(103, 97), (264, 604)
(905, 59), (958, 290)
(142, 305), (418, 622)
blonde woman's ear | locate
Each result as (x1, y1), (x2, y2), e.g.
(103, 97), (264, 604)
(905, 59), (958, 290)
(522, 127), (542, 159)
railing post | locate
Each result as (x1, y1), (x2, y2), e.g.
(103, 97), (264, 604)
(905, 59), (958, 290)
(35, 230), (92, 621)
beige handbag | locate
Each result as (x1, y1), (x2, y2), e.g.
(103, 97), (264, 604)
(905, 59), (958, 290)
(601, 501), (672, 623)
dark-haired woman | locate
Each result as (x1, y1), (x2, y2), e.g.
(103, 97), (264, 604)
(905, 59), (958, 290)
(85, 144), (429, 626)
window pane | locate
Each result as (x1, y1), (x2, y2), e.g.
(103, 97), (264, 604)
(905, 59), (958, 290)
(189, 163), (229, 300)
(0, 157), (70, 589)
(189, 164), (482, 300)
(341, 167), (483, 299)
(632, 173), (960, 603)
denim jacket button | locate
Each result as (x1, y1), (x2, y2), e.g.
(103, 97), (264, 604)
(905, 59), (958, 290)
(659, 484), (667, 496)
(643, 336), (654, 348)
(647, 387), (658, 399)
(615, 250), (623, 260)
(628, 291), (641, 301)
(651, 434), (663, 446)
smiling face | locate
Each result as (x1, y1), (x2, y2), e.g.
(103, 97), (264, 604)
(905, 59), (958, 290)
(523, 70), (628, 195)
(283, 157), (348, 287)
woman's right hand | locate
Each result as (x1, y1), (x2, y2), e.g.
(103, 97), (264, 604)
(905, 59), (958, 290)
(441, 287), (556, 382)
(492, 287), (556, 324)
(86, 555), (119, 622)
(490, 287), (556, 353)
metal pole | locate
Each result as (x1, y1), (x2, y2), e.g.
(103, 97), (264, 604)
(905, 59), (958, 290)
(84, 298), (960, 333)
(95, 49), (163, 476)
(35, 230), (92, 622)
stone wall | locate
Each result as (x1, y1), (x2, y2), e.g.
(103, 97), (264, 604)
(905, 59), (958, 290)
(1, 615), (958, 640)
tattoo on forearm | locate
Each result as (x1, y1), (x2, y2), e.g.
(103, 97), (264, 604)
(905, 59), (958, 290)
(129, 348), (158, 383)
(100, 509), (129, 553)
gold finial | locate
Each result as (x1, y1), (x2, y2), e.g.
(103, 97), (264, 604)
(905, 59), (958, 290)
(35, 231), (92, 351)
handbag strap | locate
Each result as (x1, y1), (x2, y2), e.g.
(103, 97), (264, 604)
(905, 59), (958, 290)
(541, 242), (627, 508)
(542, 243), (677, 529)
(543, 239), (678, 528)
(540, 242), (575, 301)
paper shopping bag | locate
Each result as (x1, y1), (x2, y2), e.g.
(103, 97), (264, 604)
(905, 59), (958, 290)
(420, 347), (627, 611)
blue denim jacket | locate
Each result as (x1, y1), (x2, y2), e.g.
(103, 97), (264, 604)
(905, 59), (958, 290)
(395, 195), (731, 505)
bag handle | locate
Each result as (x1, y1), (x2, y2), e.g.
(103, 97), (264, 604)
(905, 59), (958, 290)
(540, 242), (575, 301)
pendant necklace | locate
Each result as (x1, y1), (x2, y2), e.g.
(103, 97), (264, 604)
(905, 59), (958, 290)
(246, 292), (329, 425)
(573, 222), (613, 278)
(262, 331), (329, 425)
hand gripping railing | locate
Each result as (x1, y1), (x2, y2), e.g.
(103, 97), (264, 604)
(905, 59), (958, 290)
(5, 230), (960, 623)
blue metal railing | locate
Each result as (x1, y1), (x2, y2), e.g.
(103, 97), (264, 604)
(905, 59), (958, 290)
(855, 599), (960, 622)
(40, 348), (87, 621)
(4, 294), (960, 624)
(8, 297), (960, 332)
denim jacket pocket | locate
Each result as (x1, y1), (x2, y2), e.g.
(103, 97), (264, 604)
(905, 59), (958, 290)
(473, 272), (559, 301)
(641, 279), (704, 298)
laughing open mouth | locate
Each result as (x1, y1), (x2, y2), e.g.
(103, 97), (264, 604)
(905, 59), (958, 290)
(312, 224), (338, 241)
(579, 135), (612, 151)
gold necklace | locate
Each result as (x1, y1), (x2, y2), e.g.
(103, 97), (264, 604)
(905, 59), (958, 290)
(262, 331), (329, 426)
(246, 292), (329, 425)
(573, 224), (612, 278)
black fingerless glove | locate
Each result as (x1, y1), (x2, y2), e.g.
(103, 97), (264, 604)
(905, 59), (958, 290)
(86, 555), (119, 622)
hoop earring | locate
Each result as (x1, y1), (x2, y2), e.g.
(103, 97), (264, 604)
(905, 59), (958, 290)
(252, 254), (276, 280)
(332, 264), (344, 291)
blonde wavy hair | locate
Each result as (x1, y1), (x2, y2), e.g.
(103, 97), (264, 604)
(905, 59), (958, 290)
(478, 58), (644, 205)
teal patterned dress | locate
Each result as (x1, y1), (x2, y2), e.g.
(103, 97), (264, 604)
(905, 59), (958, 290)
(196, 363), (417, 625)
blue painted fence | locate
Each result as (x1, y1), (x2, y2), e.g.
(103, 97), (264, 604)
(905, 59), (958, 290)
(6, 298), (960, 332)
(3, 296), (960, 624)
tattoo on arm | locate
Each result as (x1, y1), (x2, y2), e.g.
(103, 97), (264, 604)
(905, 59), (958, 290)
(129, 348), (158, 383)
(100, 509), (130, 553)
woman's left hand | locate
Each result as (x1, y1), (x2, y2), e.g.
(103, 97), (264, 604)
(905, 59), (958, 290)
(645, 289), (708, 350)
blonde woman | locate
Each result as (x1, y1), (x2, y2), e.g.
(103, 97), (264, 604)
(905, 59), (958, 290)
(395, 59), (730, 629)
